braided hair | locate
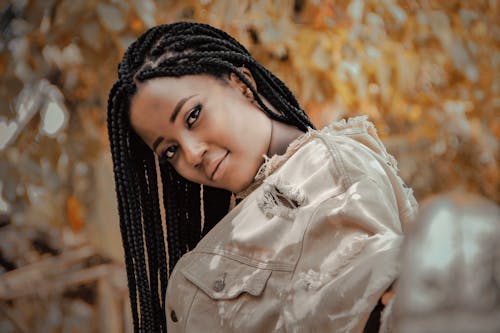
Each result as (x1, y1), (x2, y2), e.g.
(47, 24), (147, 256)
(106, 21), (314, 332)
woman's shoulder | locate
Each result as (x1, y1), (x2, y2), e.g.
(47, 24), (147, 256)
(241, 117), (382, 203)
(286, 116), (400, 185)
(319, 116), (419, 227)
(239, 116), (405, 202)
(319, 115), (398, 167)
(279, 115), (395, 170)
(249, 116), (382, 183)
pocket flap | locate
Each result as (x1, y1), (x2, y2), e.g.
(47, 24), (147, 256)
(181, 253), (272, 300)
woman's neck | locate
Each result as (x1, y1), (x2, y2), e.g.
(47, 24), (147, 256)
(266, 119), (305, 157)
(257, 93), (307, 158)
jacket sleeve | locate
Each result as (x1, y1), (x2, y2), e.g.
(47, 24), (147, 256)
(282, 128), (408, 333)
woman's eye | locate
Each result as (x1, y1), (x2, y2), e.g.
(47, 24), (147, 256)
(162, 145), (178, 160)
(186, 104), (202, 128)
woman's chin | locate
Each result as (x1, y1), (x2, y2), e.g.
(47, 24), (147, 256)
(232, 175), (257, 194)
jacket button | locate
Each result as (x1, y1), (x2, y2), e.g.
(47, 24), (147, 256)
(213, 278), (225, 292)
(170, 310), (178, 323)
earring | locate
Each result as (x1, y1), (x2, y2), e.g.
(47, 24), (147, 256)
(244, 88), (253, 99)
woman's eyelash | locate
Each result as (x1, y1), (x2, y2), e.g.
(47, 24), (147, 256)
(187, 103), (202, 128)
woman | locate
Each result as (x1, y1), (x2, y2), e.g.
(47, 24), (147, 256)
(107, 22), (417, 332)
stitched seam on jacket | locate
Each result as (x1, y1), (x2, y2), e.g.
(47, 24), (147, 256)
(192, 248), (295, 272)
(288, 180), (357, 280)
(316, 133), (353, 191)
(166, 253), (189, 331)
(183, 288), (198, 332)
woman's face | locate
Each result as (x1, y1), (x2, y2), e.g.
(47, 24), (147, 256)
(129, 73), (271, 193)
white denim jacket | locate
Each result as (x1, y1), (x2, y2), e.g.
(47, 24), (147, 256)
(165, 117), (418, 333)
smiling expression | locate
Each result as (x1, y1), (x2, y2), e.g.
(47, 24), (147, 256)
(129, 73), (272, 193)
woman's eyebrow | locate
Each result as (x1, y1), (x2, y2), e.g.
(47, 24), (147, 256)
(169, 94), (198, 123)
(152, 136), (164, 154)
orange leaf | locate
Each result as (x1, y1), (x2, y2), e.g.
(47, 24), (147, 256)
(67, 196), (84, 232)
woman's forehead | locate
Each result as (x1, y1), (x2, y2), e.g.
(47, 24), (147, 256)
(129, 76), (213, 137)
(132, 78), (192, 112)
(132, 74), (231, 111)
(137, 74), (219, 93)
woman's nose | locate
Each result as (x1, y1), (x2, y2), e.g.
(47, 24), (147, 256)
(183, 139), (206, 168)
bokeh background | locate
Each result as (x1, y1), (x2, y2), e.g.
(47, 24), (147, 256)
(0, 0), (498, 332)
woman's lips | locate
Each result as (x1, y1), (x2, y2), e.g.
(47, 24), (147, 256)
(211, 151), (229, 181)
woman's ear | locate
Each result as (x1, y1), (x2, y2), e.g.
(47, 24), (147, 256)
(229, 67), (257, 100)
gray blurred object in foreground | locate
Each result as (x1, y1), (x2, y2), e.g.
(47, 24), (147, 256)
(387, 191), (500, 333)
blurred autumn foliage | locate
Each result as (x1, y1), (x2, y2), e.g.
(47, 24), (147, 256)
(0, 0), (499, 332)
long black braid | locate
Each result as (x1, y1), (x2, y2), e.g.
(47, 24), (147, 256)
(107, 22), (314, 332)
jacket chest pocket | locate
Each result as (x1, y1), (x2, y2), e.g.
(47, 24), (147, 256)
(181, 253), (271, 300)
(180, 253), (274, 332)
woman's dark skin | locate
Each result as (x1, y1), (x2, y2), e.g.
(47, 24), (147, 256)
(130, 69), (303, 193)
